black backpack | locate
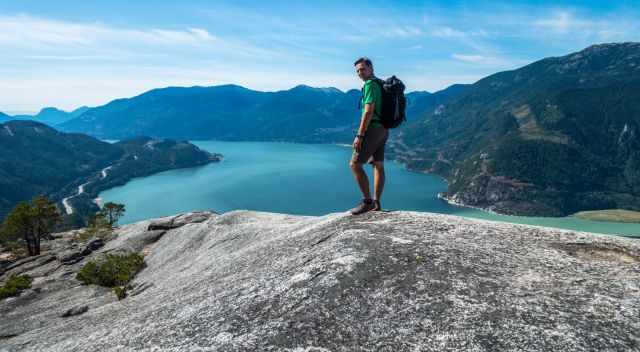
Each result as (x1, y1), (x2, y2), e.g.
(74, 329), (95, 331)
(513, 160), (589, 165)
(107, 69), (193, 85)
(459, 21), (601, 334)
(370, 76), (406, 129)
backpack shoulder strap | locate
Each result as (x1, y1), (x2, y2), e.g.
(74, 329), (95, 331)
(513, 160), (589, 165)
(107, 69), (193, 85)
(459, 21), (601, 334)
(369, 78), (384, 119)
(372, 77), (385, 89)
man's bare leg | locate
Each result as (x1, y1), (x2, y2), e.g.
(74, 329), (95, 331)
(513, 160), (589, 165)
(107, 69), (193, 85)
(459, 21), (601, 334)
(373, 161), (385, 205)
(350, 161), (371, 199)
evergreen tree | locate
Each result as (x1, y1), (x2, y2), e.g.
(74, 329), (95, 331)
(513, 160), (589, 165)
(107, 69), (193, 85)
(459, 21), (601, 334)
(98, 202), (126, 228)
(30, 196), (62, 254)
(0, 196), (61, 256)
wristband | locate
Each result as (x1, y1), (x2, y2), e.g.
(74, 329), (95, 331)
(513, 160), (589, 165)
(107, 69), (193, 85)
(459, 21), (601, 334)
(356, 134), (364, 139)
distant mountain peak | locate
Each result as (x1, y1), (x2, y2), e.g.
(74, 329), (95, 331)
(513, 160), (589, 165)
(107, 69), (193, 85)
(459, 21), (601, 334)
(581, 41), (640, 53)
(550, 41), (640, 66)
(213, 83), (252, 91)
(38, 107), (65, 114)
(289, 85), (342, 94)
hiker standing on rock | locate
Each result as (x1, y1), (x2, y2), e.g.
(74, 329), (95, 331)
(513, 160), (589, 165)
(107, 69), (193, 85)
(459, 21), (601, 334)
(349, 57), (389, 215)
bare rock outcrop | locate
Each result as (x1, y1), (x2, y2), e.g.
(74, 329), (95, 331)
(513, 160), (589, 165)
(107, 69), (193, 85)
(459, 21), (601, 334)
(0, 210), (639, 351)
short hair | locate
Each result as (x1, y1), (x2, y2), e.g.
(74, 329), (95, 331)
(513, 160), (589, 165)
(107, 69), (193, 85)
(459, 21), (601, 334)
(354, 57), (373, 68)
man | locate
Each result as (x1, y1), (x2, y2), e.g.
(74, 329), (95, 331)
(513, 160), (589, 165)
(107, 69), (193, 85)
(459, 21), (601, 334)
(349, 57), (389, 215)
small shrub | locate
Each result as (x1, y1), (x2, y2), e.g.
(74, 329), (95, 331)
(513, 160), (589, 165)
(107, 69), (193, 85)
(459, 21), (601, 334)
(2, 240), (27, 259)
(112, 284), (134, 300)
(112, 286), (126, 300)
(76, 253), (145, 299)
(74, 214), (113, 242)
(74, 214), (115, 243)
(74, 226), (112, 243)
(0, 274), (33, 300)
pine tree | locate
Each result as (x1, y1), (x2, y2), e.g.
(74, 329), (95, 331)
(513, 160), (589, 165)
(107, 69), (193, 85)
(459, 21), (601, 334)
(98, 202), (126, 228)
(0, 196), (61, 256)
(30, 196), (62, 254)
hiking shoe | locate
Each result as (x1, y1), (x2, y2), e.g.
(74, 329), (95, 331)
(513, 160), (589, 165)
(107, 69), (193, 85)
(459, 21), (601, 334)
(372, 199), (382, 211)
(350, 198), (375, 215)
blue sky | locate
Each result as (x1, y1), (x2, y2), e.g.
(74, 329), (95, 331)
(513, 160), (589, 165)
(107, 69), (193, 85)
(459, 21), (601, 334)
(1, 0), (639, 112)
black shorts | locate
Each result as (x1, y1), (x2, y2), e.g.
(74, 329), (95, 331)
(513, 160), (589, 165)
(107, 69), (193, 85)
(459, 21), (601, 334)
(350, 123), (389, 164)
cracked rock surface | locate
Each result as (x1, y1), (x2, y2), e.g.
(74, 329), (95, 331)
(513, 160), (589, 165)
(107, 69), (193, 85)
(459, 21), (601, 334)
(1, 210), (639, 351)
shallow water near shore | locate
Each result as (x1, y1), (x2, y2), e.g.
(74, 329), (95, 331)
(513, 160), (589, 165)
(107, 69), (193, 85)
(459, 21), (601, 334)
(99, 140), (640, 237)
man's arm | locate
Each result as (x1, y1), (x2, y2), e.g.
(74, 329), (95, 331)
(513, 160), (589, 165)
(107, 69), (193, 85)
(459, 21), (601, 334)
(357, 102), (375, 136)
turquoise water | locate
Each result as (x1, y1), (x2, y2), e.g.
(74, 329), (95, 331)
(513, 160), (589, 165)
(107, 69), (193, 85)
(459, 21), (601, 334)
(99, 140), (640, 237)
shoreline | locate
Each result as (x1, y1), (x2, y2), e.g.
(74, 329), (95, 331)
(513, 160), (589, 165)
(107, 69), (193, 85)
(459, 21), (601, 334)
(436, 192), (506, 216)
(391, 153), (640, 227)
(95, 139), (639, 235)
(573, 209), (640, 224)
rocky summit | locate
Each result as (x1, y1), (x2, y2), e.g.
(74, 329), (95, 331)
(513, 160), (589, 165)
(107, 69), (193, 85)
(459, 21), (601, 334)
(1, 210), (639, 351)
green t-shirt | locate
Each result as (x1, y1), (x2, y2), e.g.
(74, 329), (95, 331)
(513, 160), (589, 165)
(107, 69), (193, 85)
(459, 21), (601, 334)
(361, 78), (383, 129)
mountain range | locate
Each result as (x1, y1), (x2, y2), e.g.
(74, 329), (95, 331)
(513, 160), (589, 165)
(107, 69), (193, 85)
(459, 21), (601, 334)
(6, 106), (89, 126)
(10, 42), (640, 217)
(57, 84), (467, 142)
(391, 42), (640, 216)
(0, 112), (10, 123)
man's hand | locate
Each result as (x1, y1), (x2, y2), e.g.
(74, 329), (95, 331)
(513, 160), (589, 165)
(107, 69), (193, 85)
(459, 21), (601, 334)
(353, 136), (362, 152)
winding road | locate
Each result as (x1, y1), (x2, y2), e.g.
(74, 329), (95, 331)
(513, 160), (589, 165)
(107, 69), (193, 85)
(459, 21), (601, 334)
(61, 165), (113, 215)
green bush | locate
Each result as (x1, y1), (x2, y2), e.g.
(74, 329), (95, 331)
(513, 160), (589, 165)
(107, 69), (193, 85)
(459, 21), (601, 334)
(74, 214), (114, 243)
(111, 284), (133, 300)
(112, 286), (127, 300)
(0, 274), (33, 300)
(2, 240), (27, 259)
(76, 253), (145, 300)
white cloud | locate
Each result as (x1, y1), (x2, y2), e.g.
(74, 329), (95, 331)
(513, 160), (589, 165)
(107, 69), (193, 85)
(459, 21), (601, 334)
(451, 54), (485, 62)
(0, 13), (288, 63)
(450, 53), (525, 68)
(531, 10), (640, 42)
(532, 11), (590, 34)
(0, 14), (217, 49)
(390, 25), (424, 38)
(342, 18), (426, 40)
(430, 26), (488, 38)
(24, 55), (113, 61)
(403, 73), (484, 93)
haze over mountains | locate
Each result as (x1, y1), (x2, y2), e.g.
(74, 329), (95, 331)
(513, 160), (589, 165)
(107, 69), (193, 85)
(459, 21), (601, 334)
(7, 107), (90, 126)
(56, 85), (464, 143)
(6, 42), (640, 217)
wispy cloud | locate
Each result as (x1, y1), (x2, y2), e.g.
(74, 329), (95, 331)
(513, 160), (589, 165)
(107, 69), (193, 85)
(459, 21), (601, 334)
(0, 14), (287, 63)
(450, 53), (526, 68)
(451, 54), (485, 62)
(0, 14), (217, 49)
(24, 55), (114, 61)
(522, 9), (640, 44)
(430, 27), (488, 39)
(533, 11), (577, 33)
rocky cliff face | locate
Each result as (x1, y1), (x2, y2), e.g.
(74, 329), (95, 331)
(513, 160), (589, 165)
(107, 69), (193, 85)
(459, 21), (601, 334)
(1, 210), (639, 351)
